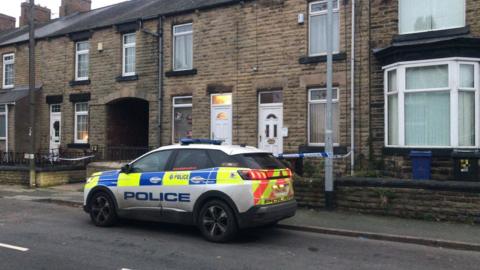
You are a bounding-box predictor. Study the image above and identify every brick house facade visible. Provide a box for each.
[0,0,478,180]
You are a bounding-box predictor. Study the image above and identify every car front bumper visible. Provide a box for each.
[238,199,297,229]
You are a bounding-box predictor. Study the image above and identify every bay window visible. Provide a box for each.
[308,88,340,145]
[309,0,340,56]
[74,102,89,144]
[173,23,193,71]
[399,0,465,34]
[385,59,479,148]
[172,96,192,143]
[122,33,136,76]
[0,105,6,140]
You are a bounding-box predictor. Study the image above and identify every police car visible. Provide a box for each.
[84,139,297,242]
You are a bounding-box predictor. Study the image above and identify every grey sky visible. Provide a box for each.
[1,0,126,26]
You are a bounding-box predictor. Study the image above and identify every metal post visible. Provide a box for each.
[28,0,36,188]
[324,0,335,209]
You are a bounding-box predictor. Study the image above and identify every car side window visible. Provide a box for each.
[207,150,241,167]
[172,149,213,171]
[131,150,173,173]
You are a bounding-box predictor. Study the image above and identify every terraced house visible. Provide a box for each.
[0,0,478,181]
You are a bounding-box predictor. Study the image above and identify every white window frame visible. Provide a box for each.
[122,33,136,76]
[74,102,89,144]
[308,88,340,146]
[2,53,15,89]
[308,0,340,57]
[173,23,193,71]
[75,41,89,81]
[398,0,466,35]
[384,57,480,148]
[172,96,193,143]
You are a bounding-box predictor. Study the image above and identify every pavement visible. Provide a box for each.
[1,183,480,252]
[1,198,479,270]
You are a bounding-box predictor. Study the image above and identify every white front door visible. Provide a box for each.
[211,94,233,145]
[49,104,61,153]
[259,106,283,155]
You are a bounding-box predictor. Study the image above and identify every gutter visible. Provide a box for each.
[157,16,164,147]
[350,0,355,175]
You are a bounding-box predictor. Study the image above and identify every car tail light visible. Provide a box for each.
[238,170,268,180]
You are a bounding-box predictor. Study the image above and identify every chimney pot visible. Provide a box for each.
[20,2,51,27]
[0,14,16,32]
[59,0,92,17]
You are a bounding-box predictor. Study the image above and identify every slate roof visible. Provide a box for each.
[0,85,42,104]
[0,0,241,47]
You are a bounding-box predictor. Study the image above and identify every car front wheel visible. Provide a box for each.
[89,192,118,227]
[198,200,238,242]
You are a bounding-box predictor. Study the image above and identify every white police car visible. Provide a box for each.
[84,139,297,242]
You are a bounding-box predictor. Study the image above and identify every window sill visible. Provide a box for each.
[165,69,197,77]
[382,147,480,158]
[69,80,91,86]
[299,145,348,155]
[2,86,14,90]
[299,52,347,65]
[393,26,470,43]
[116,74,139,82]
[67,143,90,149]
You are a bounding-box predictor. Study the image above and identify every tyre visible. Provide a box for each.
[89,191,118,227]
[198,200,238,243]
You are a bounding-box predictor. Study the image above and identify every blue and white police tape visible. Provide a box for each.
[276,152,351,159]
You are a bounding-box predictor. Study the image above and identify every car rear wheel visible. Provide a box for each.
[198,200,238,242]
[89,192,118,227]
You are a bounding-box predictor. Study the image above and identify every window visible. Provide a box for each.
[122,33,136,76]
[0,105,6,139]
[74,102,89,144]
[3,53,14,89]
[132,150,173,173]
[172,96,192,143]
[172,149,212,171]
[385,59,479,148]
[75,41,89,80]
[309,0,340,56]
[173,23,193,71]
[308,88,340,145]
[259,92,283,104]
[399,0,465,34]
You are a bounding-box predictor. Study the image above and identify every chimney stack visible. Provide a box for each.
[20,2,51,27]
[0,14,16,32]
[59,0,92,17]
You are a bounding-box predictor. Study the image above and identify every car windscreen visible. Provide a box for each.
[234,153,286,169]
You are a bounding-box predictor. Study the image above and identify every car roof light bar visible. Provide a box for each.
[180,138,223,146]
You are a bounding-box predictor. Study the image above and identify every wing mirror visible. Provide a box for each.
[121,164,132,174]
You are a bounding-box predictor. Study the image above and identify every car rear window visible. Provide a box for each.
[234,153,286,169]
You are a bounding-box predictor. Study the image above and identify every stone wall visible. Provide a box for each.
[294,177,480,224]
[0,166,85,187]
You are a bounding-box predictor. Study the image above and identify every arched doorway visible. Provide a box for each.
[106,98,149,149]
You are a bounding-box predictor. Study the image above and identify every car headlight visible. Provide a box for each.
[86,177,94,184]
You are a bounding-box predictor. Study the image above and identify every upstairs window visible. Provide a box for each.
[75,41,90,81]
[399,0,466,34]
[309,0,340,56]
[173,23,193,71]
[122,33,136,76]
[3,53,14,89]
[74,102,89,144]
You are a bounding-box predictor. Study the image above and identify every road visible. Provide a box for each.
[0,198,478,270]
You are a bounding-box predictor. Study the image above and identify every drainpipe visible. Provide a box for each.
[157,16,164,147]
[350,0,356,176]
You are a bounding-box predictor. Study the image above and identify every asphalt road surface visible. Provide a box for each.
[0,198,479,270]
